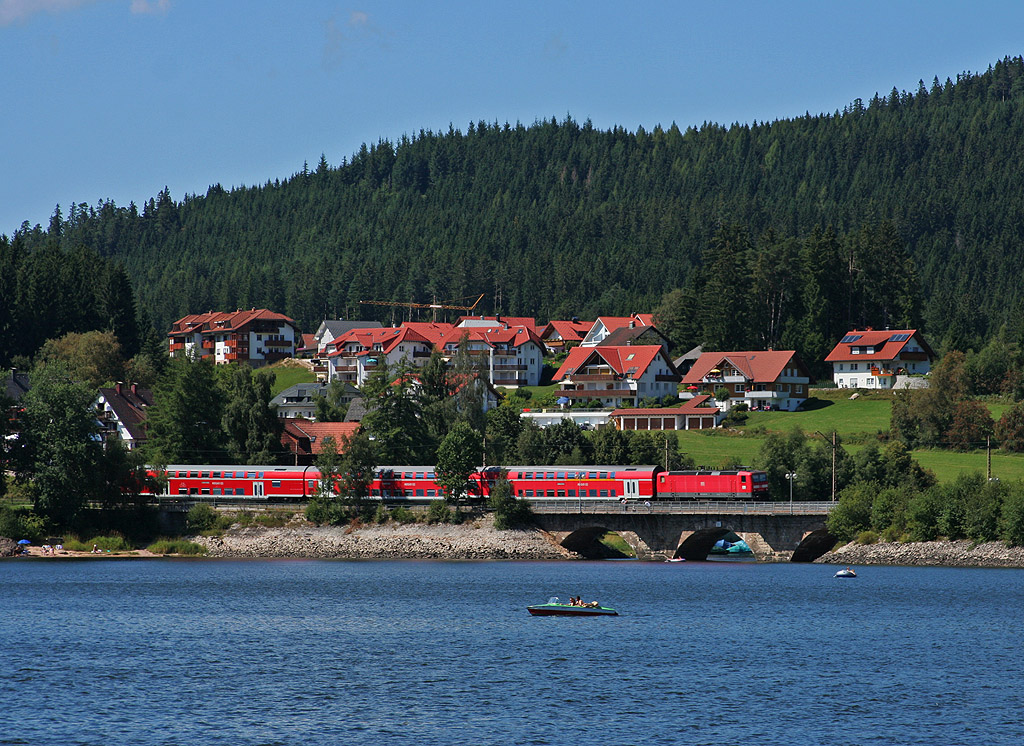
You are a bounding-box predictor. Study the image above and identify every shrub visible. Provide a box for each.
[390,506,417,524]
[186,504,218,533]
[1000,484,1024,547]
[488,478,534,530]
[0,505,44,543]
[305,497,345,525]
[426,500,451,524]
[855,530,879,545]
[146,539,207,555]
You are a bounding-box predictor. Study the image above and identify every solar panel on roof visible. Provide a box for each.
[889,333,910,342]
[840,334,863,343]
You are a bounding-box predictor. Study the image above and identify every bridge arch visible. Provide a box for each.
[535,509,836,562]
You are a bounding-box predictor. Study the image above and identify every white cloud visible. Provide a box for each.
[129,0,168,15]
[0,0,99,26]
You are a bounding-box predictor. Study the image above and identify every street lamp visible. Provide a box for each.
[785,472,798,512]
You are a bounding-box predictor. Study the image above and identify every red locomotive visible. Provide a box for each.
[149,464,769,502]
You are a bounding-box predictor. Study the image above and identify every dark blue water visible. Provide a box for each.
[2,559,1023,746]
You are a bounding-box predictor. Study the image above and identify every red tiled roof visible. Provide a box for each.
[541,320,593,342]
[169,308,297,337]
[824,329,935,363]
[464,326,544,348]
[281,421,360,455]
[682,351,812,385]
[554,345,669,380]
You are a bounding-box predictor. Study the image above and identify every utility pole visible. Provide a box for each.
[987,435,992,481]
[815,430,838,502]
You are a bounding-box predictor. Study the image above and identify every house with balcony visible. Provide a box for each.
[553,345,681,408]
[95,383,153,450]
[682,350,813,412]
[312,320,383,355]
[168,309,300,367]
[326,326,438,385]
[825,328,935,388]
[579,314,655,347]
[456,326,545,387]
[326,322,543,389]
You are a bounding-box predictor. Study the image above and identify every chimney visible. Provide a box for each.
[131,383,138,396]
[629,320,635,328]
[115,382,122,396]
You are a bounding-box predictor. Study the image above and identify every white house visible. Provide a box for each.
[825,329,935,389]
[553,345,681,408]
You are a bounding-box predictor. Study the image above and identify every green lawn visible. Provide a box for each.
[739,393,892,438]
[267,364,317,397]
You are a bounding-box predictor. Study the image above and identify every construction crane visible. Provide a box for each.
[359,294,485,323]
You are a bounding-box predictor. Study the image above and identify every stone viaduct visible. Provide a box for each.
[531,502,838,561]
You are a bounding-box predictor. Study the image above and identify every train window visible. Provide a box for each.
[178,488,187,495]
[416,489,425,497]
[588,472,597,479]
[235,488,245,495]
[568,489,576,497]
[609,472,615,478]
[557,490,565,497]
[177,471,185,478]
[427,472,435,480]
[660,475,665,482]
[247,472,256,479]
[556,472,565,479]
[610,489,616,497]
[405,490,413,496]
[546,490,555,497]
[589,490,597,497]
[415,472,424,479]
[272,480,281,488]
[201,488,210,495]
[741,475,748,482]
[189,488,198,494]
[525,490,533,497]
[524,472,532,479]
[372,489,380,496]
[201,472,209,478]
[599,472,608,479]
[212,472,221,478]
[190,471,199,478]
[308,480,316,490]
[599,490,608,497]
[427,489,435,497]
[257,472,264,479]
[213,488,222,496]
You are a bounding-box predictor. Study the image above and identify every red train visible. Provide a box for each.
[149,464,769,502]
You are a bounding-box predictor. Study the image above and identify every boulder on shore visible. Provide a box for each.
[0,537,20,557]
[817,539,1024,568]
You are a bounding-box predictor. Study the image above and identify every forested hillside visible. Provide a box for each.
[6,56,1024,367]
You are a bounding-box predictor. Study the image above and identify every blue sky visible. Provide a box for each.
[2,0,1023,235]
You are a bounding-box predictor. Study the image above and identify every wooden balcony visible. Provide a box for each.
[168,342,185,352]
[201,340,215,350]
[560,388,635,398]
[570,374,620,382]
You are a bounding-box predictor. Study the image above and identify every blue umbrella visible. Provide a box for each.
[556,397,570,405]
[17,539,31,545]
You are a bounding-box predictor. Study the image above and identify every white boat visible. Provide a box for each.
[834,567,857,578]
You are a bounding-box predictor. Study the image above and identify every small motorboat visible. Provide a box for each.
[834,567,857,578]
[665,557,686,563]
[527,597,618,616]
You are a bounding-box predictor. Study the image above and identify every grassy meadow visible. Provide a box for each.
[664,388,1023,484]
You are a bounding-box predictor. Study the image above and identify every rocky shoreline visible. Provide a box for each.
[816,539,1024,568]
[192,516,576,560]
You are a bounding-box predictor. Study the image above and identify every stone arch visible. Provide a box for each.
[791,528,838,562]
[675,527,731,560]
[558,525,648,559]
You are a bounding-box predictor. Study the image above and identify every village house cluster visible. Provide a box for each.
[38,303,934,460]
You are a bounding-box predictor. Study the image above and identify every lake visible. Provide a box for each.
[2,558,1022,745]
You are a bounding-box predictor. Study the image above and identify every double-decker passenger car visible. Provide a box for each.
[504,465,658,502]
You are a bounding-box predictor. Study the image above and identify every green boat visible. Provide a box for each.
[527,597,618,617]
